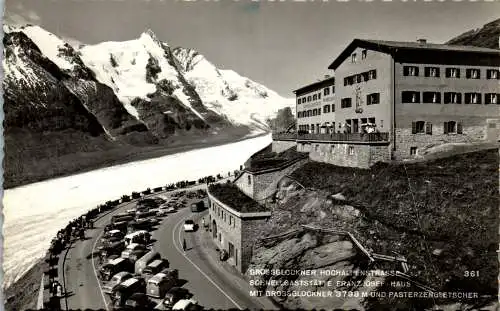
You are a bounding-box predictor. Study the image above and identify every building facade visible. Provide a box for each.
[295,76,336,134]
[278,39,500,168]
[327,39,500,160]
[207,191,271,273]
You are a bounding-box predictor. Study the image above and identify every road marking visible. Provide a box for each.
[173,216,243,310]
[92,231,110,311]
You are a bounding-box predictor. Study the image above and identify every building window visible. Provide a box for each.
[423,92,441,104]
[356,74,362,83]
[403,66,419,76]
[341,98,352,108]
[410,147,418,156]
[324,87,330,96]
[323,105,330,113]
[402,91,420,103]
[318,109,321,115]
[466,68,481,79]
[361,49,367,59]
[330,144,335,152]
[313,94,317,101]
[332,86,335,93]
[486,69,500,79]
[311,124,315,132]
[424,67,440,77]
[247,175,251,185]
[297,98,300,105]
[368,70,377,80]
[444,121,463,134]
[366,93,380,105]
[331,104,335,112]
[344,76,354,86]
[485,93,500,105]
[465,93,481,104]
[307,96,311,102]
[348,146,354,155]
[302,98,306,104]
[444,92,462,104]
[318,93,321,100]
[411,121,426,134]
[351,53,357,63]
[445,68,460,78]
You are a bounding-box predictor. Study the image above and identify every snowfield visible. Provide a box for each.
[3,134,272,289]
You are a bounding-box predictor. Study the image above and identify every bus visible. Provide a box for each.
[190,201,204,213]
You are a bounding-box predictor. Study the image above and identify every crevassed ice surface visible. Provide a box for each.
[3,135,271,288]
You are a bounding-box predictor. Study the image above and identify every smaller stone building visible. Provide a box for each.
[207,183,271,273]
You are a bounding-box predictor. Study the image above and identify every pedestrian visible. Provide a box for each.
[182,239,187,251]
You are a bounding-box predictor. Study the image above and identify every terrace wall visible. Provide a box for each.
[271,140,297,153]
[308,142,391,168]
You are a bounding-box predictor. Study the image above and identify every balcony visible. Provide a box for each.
[272,132,297,141]
[297,132,389,143]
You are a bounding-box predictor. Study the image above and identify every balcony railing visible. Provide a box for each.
[272,133,297,141]
[297,132,389,142]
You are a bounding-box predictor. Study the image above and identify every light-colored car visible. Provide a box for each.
[183,220,195,232]
[102,272,133,294]
[121,243,146,259]
[172,298,198,310]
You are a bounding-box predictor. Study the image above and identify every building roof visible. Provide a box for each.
[208,183,268,213]
[328,38,500,70]
[293,76,335,96]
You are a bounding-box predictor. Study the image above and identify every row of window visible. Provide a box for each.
[412,120,463,135]
[297,104,336,118]
[403,66,499,79]
[211,202,236,228]
[297,86,335,104]
[344,70,377,86]
[299,117,379,134]
[402,91,500,104]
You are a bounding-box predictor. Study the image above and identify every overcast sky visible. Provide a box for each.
[4,0,499,97]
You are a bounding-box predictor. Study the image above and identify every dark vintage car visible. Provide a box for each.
[127,219,153,233]
[153,287,190,310]
[99,240,126,257]
[105,221,129,234]
[123,293,154,310]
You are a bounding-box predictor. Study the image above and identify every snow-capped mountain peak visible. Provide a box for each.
[173,46,293,129]
[140,28,166,47]
[4,24,294,142]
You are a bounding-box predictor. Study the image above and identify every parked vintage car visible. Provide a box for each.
[146,272,177,298]
[111,278,146,309]
[172,298,199,310]
[99,240,126,259]
[99,258,133,281]
[121,243,148,264]
[143,259,169,281]
[135,250,161,274]
[102,272,133,294]
[123,293,153,310]
[124,230,151,246]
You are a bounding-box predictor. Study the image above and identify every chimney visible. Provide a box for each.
[417,38,427,44]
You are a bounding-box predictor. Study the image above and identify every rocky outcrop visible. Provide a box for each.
[447,18,500,49]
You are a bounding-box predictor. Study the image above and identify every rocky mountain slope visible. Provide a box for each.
[3,24,293,188]
[248,148,498,310]
[446,18,500,49]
